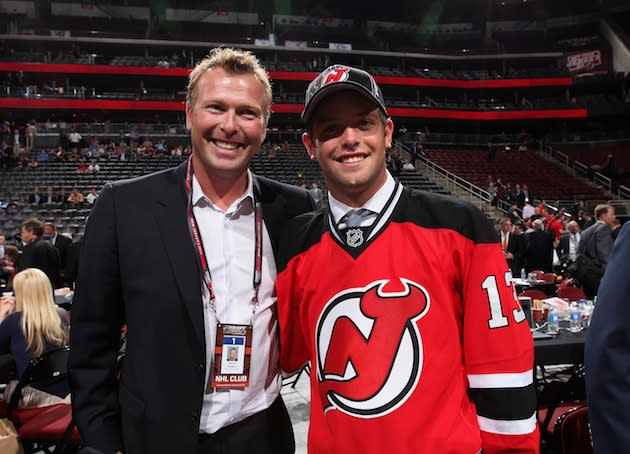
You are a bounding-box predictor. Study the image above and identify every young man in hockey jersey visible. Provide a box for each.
[275,65,540,453]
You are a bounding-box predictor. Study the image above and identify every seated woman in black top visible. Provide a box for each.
[0,268,70,407]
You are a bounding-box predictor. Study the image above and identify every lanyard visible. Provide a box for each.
[185,157,263,323]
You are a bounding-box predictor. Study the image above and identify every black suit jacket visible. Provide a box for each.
[524,229,555,272]
[53,234,72,277]
[499,231,523,277]
[556,232,579,264]
[28,192,42,205]
[16,238,61,287]
[69,162,315,454]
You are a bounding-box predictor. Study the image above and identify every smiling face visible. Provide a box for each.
[186,66,267,185]
[303,91,393,207]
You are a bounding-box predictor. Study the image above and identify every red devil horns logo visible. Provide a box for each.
[315,278,430,417]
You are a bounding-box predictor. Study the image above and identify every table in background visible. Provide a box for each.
[514,279,558,297]
[534,328,586,366]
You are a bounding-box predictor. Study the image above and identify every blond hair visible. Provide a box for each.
[13,268,69,357]
[186,47,272,125]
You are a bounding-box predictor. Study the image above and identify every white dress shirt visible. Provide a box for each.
[569,232,580,262]
[192,171,281,434]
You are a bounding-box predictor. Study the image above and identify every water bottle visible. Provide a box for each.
[569,302,583,333]
[520,268,526,280]
[578,298,589,328]
[547,309,560,335]
[582,300,594,329]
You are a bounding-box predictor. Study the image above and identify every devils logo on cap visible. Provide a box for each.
[323,66,350,86]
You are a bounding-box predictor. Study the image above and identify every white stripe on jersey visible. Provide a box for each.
[467,370,533,388]
[477,413,537,435]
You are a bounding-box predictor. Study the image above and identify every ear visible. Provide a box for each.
[185,102,192,131]
[384,118,394,149]
[302,132,317,161]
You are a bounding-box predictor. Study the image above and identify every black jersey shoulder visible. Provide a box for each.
[393,187,498,244]
[277,208,328,272]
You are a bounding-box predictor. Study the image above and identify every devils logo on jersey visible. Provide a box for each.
[315,278,430,418]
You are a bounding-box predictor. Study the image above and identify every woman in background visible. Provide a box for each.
[0,268,70,407]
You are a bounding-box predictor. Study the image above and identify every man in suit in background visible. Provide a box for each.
[523,218,555,272]
[15,218,61,288]
[499,217,522,277]
[43,222,72,285]
[69,48,315,454]
[585,221,630,453]
[27,186,43,205]
[556,220,580,269]
[576,204,616,298]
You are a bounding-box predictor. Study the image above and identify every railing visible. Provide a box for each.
[393,141,492,207]
[553,150,569,167]
[619,185,630,199]
[573,160,589,178]
[593,171,612,193]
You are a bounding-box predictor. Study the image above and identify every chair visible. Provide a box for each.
[519,289,547,300]
[5,347,80,453]
[6,347,70,420]
[540,273,557,283]
[557,286,588,301]
[537,367,588,452]
[555,404,593,454]
[17,404,81,454]
[530,270,545,280]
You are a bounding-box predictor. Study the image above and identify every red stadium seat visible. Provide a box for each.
[556,286,588,301]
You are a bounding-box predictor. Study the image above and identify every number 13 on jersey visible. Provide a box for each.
[482,271,526,329]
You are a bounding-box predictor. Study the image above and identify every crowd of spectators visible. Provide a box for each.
[494,194,621,293]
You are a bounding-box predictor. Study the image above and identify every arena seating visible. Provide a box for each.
[0,140,457,240]
[555,144,630,189]
[425,148,607,201]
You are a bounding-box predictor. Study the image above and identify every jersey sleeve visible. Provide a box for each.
[461,228,540,453]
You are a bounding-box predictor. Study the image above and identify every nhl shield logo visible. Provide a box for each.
[346,228,364,248]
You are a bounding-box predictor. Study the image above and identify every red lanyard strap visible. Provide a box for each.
[185,157,263,321]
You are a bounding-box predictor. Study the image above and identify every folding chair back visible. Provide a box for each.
[555,404,593,454]
[7,347,70,418]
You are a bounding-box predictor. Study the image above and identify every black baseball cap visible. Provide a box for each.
[301,65,388,124]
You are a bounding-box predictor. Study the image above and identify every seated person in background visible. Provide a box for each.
[43,186,58,205]
[67,187,85,205]
[86,188,99,205]
[1,245,19,290]
[0,268,70,407]
[28,186,43,206]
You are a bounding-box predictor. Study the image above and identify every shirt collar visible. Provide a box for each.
[328,171,396,224]
[191,170,254,214]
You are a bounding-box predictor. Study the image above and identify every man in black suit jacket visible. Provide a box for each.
[44,222,72,284]
[15,218,61,288]
[27,186,43,205]
[523,219,555,272]
[69,49,315,454]
[498,217,522,277]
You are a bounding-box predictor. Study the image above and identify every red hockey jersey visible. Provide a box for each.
[276,185,539,453]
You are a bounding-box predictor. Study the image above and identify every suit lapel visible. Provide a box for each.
[153,162,205,351]
[254,175,287,262]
